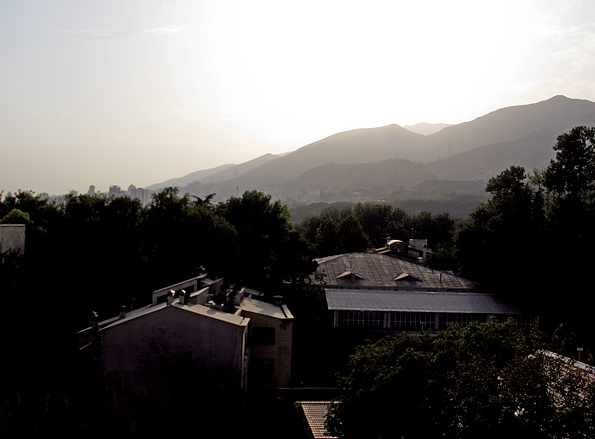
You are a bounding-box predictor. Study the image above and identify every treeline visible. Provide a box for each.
[295,203,455,258]
[0,188,314,383]
[455,127,595,341]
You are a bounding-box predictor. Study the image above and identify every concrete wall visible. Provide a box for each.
[0,224,25,255]
[242,309,293,389]
[99,306,248,396]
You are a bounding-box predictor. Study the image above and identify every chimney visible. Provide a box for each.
[179,289,187,305]
[129,297,135,312]
[167,289,175,306]
[119,305,126,320]
[273,295,283,306]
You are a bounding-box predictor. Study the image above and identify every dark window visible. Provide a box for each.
[252,327,275,345]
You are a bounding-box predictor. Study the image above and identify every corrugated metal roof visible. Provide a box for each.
[325,289,523,314]
[301,401,337,439]
[313,253,477,291]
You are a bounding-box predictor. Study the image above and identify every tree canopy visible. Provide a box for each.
[327,320,595,439]
[453,126,595,343]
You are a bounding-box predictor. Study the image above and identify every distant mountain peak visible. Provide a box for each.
[404,123,453,136]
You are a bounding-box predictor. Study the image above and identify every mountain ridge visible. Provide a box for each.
[156,95,595,205]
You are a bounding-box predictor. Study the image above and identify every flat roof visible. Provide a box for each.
[325,289,523,314]
[175,302,249,326]
[83,299,249,333]
[239,296,294,320]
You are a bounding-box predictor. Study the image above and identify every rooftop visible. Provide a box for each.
[301,401,337,439]
[326,289,523,314]
[239,296,294,320]
[314,253,477,291]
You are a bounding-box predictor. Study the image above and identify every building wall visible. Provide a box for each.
[242,309,293,390]
[0,224,25,255]
[99,306,248,396]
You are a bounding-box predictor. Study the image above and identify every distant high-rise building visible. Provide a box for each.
[87,185,95,195]
[109,185,123,196]
[129,187,153,206]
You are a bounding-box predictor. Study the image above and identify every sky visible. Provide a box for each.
[1,0,595,195]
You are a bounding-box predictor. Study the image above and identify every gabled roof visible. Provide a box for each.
[325,289,523,314]
[301,401,337,439]
[314,253,476,292]
[335,271,365,281]
[392,273,421,282]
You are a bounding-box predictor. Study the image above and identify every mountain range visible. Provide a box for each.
[150,95,595,207]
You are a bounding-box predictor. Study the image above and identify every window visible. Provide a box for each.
[252,327,275,345]
[391,312,435,331]
[338,311,384,329]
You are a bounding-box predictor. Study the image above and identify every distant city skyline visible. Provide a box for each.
[2,0,595,195]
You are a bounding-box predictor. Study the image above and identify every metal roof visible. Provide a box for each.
[313,253,477,291]
[325,289,523,314]
[301,401,337,439]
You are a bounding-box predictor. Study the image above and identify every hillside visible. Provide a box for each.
[426,110,595,180]
[404,122,452,135]
[151,95,595,206]
[147,163,235,190]
[279,159,439,201]
[422,95,595,161]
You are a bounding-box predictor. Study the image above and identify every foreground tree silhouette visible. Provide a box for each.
[455,165,542,294]
[327,320,595,439]
[216,190,314,290]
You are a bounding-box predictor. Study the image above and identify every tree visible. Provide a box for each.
[407,211,454,249]
[542,126,595,255]
[455,166,542,294]
[216,190,312,290]
[144,188,235,287]
[326,320,595,439]
[543,126,595,207]
[336,215,371,253]
[353,203,407,248]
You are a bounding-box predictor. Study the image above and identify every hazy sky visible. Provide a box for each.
[1,0,595,195]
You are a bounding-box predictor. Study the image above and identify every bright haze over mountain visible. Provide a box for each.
[1,0,595,195]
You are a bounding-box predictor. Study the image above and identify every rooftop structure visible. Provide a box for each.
[78,277,294,395]
[312,253,533,332]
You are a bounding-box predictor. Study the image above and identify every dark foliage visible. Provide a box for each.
[327,321,595,439]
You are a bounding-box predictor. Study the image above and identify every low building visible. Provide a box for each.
[312,253,533,332]
[374,237,432,263]
[77,276,294,395]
